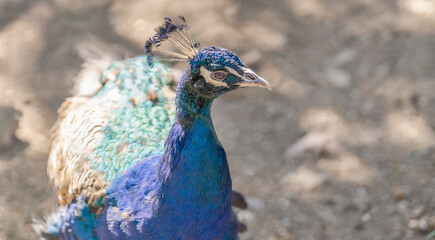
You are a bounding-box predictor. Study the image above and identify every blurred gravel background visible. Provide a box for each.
[0,0,434,239]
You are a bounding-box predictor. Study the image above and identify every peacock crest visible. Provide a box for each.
[145,16,200,66]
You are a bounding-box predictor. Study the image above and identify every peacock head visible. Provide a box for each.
[187,46,271,98]
[145,16,271,100]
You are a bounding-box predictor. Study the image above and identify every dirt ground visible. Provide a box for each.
[0,0,434,239]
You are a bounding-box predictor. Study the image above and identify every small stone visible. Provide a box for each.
[361,213,371,222]
[408,219,419,229]
[392,186,409,201]
[418,219,428,232]
[410,205,425,218]
[325,67,351,89]
[397,199,410,214]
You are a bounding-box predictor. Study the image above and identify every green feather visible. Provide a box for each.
[89,56,175,181]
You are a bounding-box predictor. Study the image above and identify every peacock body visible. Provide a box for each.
[36,17,270,240]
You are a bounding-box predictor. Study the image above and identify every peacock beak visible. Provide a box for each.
[237,68,272,90]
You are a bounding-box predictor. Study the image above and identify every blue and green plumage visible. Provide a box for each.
[90,58,175,181]
[36,17,270,240]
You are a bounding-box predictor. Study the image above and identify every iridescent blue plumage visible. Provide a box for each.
[36,16,270,240]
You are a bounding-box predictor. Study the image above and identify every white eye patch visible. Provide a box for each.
[224,67,243,79]
[200,66,228,87]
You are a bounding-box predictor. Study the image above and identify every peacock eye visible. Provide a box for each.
[210,70,228,81]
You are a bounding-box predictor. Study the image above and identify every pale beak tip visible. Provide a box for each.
[239,68,272,91]
[258,78,272,91]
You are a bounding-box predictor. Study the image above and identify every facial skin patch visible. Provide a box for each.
[200,66,228,87]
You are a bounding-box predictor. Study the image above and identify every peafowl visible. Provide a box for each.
[34,16,271,240]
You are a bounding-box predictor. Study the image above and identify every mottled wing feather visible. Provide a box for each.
[48,96,115,205]
[48,57,176,206]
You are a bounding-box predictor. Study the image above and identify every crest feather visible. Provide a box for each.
[145,16,200,66]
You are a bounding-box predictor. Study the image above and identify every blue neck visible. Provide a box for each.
[154,69,236,238]
[174,68,213,121]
